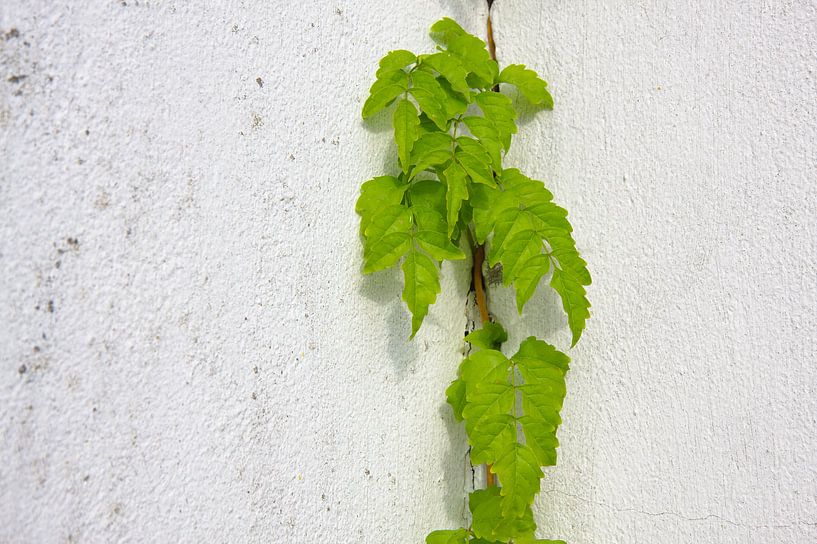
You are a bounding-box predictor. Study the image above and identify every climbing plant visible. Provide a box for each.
[357,17,590,544]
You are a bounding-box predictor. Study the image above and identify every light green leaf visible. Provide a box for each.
[410,70,450,130]
[459,349,510,386]
[464,321,508,350]
[409,132,452,179]
[376,49,416,77]
[514,253,551,312]
[463,397,515,465]
[455,148,494,187]
[363,204,412,273]
[492,441,543,517]
[496,229,542,285]
[470,488,536,542]
[519,416,560,467]
[412,206,466,260]
[423,51,471,98]
[436,76,469,119]
[457,136,496,171]
[469,183,502,244]
[499,64,554,109]
[363,70,408,118]
[488,206,537,267]
[461,116,503,165]
[356,176,408,235]
[447,33,498,88]
[442,162,469,238]
[514,337,569,465]
[476,91,518,151]
[550,267,590,346]
[445,378,467,421]
[425,528,468,544]
[409,179,446,214]
[393,99,420,174]
[402,247,441,337]
[429,17,466,47]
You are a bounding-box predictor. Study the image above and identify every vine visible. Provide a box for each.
[357,17,591,544]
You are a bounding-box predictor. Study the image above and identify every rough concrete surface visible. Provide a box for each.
[1,1,815,543]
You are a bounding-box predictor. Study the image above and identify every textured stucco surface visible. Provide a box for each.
[1,1,815,543]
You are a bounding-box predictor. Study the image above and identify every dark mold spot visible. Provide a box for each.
[4,28,19,40]
[47,300,54,313]
[7,74,27,84]
[256,77,263,88]
[18,364,27,374]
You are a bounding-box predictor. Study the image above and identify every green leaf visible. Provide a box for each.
[464,322,508,350]
[425,528,468,544]
[513,337,570,466]
[356,176,408,236]
[436,76,470,119]
[447,33,498,88]
[499,64,554,109]
[445,378,467,421]
[423,51,471,98]
[461,116,503,166]
[464,387,515,464]
[429,17,466,46]
[492,441,543,517]
[409,132,452,179]
[475,91,518,151]
[410,70,450,130]
[442,162,469,237]
[514,253,551,312]
[459,349,510,386]
[362,204,412,273]
[457,136,496,171]
[393,99,420,174]
[402,247,441,337]
[409,179,446,213]
[496,229,542,285]
[455,147,494,187]
[550,267,590,346]
[470,488,536,542]
[363,70,408,118]
[469,183,502,243]
[412,206,466,260]
[376,49,416,76]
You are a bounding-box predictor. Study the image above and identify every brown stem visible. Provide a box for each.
[481,0,499,490]
[472,245,490,324]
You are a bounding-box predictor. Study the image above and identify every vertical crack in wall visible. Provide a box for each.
[460,0,500,523]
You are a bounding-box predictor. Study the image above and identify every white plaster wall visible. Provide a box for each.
[1,1,815,543]
[491,1,817,542]
[0,2,486,542]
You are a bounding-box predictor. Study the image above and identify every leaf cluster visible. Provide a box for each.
[439,327,570,542]
[356,17,593,544]
[356,17,589,345]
